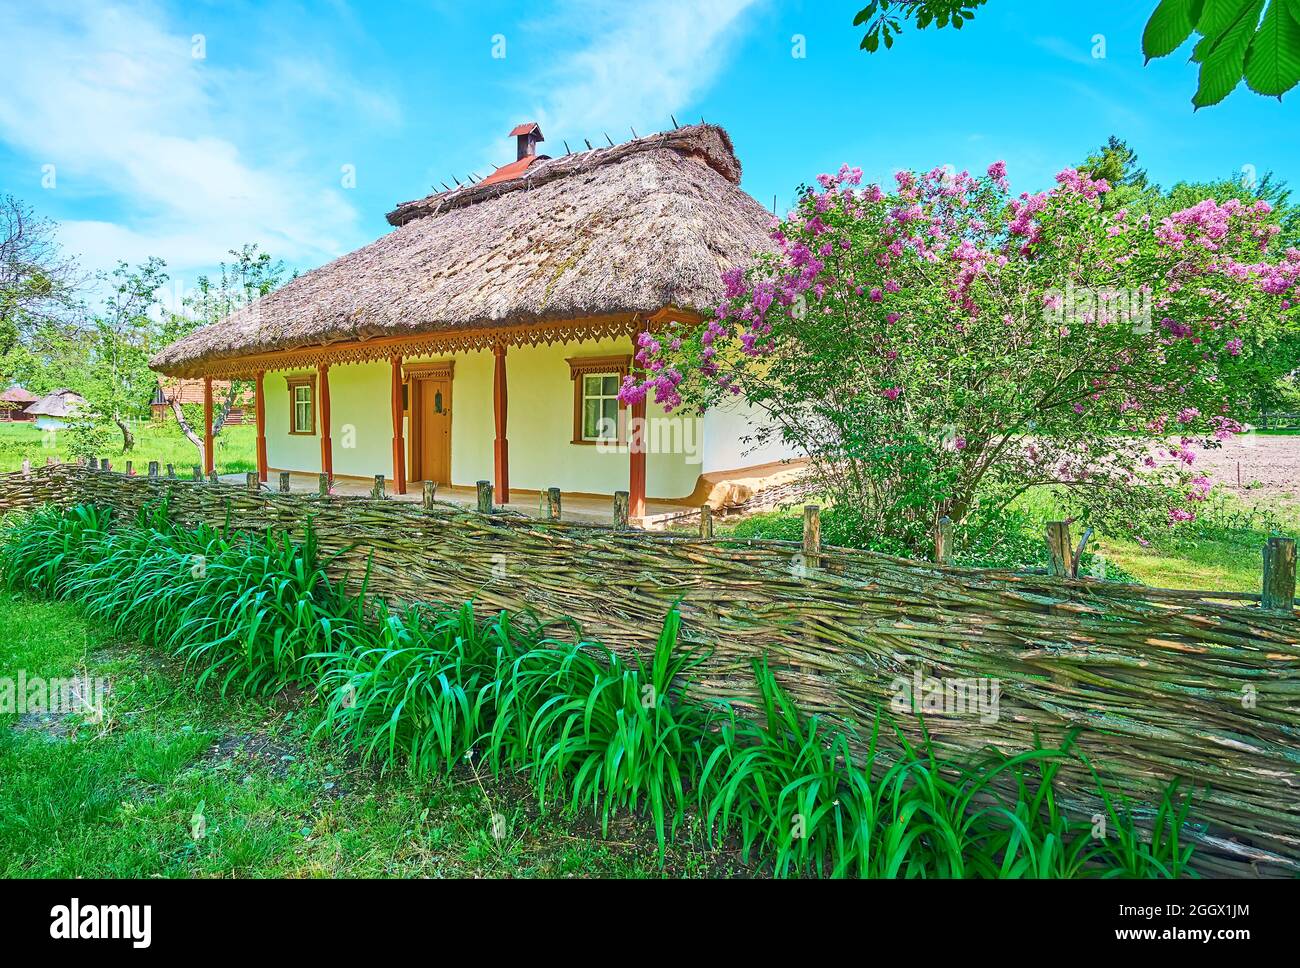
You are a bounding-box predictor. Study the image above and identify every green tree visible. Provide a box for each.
[1077,137,1154,213]
[1144,0,1300,107]
[853,1,1300,107]
[80,258,170,453]
[853,1,987,52]
[0,195,80,359]
[161,244,287,461]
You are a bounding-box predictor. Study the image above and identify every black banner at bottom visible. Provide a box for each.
[0,876,1282,954]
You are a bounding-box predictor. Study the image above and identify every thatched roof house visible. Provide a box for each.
[1,386,37,404]
[150,124,772,378]
[0,386,38,422]
[25,388,85,418]
[151,378,253,424]
[146,122,796,518]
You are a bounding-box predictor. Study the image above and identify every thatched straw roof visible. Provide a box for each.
[0,386,37,405]
[150,124,774,377]
[25,388,85,418]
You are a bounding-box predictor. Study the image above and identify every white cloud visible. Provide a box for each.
[525,0,760,140]
[0,0,391,280]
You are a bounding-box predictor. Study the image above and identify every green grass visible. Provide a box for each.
[0,503,1201,879]
[1013,487,1300,593]
[725,487,1298,594]
[0,421,256,475]
[0,594,728,877]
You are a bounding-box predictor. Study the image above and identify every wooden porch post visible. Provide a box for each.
[629,330,647,520]
[318,363,333,480]
[493,341,510,505]
[202,376,215,477]
[254,371,268,483]
[390,355,407,495]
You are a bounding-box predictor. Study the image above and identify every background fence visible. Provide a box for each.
[1255,411,1300,431]
[2,462,1298,877]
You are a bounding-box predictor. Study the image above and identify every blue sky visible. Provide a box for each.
[1,0,1296,301]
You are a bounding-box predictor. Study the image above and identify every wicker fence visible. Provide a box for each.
[2,463,1298,877]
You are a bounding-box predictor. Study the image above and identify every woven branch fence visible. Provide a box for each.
[2,464,1297,878]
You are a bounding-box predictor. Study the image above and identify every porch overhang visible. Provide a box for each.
[149,307,702,380]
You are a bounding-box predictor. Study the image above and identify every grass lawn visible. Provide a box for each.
[723,488,1298,594]
[0,421,256,476]
[1090,531,1268,592]
[0,594,737,878]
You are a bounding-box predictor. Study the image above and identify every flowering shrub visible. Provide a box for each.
[623,161,1300,550]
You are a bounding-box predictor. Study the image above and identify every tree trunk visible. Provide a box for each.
[115,417,135,453]
[169,383,238,468]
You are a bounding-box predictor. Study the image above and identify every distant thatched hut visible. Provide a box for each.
[24,388,85,431]
[150,123,795,515]
[151,378,252,424]
[0,386,37,423]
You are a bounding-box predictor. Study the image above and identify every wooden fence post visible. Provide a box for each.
[166,463,176,479]
[125,461,133,477]
[101,460,111,472]
[422,480,437,510]
[20,459,30,477]
[1263,537,1297,612]
[935,515,953,565]
[802,504,821,572]
[699,504,714,539]
[372,475,386,499]
[148,461,159,478]
[317,473,329,496]
[191,465,201,481]
[546,487,562,521]
[1046,521,1073,578]
[477,480,493,514]
[613,491,630,528]
[246,472,259,493]
[279,472,291,494]
[208,470,218,484]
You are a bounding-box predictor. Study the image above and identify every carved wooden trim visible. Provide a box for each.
[403,360,456,381]
[166,313,655,379]
[565,354,631,381]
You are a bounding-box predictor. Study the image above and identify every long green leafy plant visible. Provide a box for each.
[0,504,1202,878]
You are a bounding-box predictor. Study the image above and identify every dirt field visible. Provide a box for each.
[1158,433,1300,512]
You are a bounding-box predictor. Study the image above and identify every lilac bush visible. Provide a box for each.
[622,161,1300,549]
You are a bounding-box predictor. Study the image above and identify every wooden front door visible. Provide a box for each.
[412,377,452,484]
